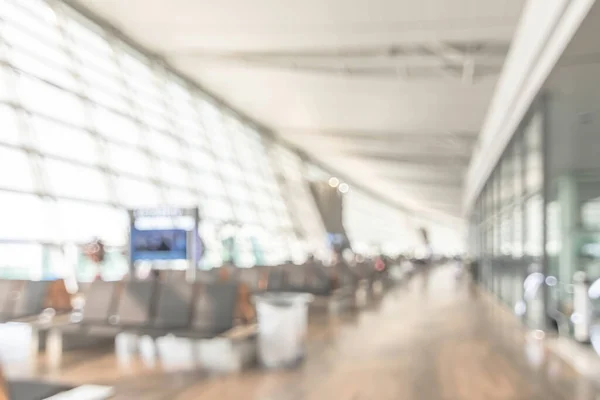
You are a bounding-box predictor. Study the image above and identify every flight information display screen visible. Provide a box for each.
[130,228,188,261]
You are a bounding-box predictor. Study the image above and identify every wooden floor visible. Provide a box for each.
[3,266,600,399]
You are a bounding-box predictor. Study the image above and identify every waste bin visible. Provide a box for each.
[254,292,313,368]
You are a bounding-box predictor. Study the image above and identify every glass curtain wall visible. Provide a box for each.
[470,102,545,326]
[343,189,418,257]
[269,145,329,261]
[0,0,325,278]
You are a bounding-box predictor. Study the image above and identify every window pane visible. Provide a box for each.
[115,177,161,207]
[512,205,523,257]
[202,198,233,221]
[10,49,77,90]
[45,159,109,201]
[19,76,84,125]
[107,143,152,178]
[235,203,257,223]
[4,0,57,25]
[66,19,111,54]
[80,66,123,95]
[54,200,128,245]
[181,126,206,148]
[189,149,216,172]
[0,146,35,191]
[0,243,43,279]
[94,107,140,145]
[198,173,225,196]
[525,194,543,257]
[158,161,192,188]
[166,188,197,207]
[0,105,21,145]
[33,117,99,164]
[500,148,513,207]
[0,192,50,240]
[0,66,16,102]
[525,112,543,193]
[148,130,181,160]
[228,184,251,202]
[513,134,523,198]
[499,211,512,256]
[221,163,244,182]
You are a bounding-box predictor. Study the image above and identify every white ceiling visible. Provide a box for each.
[71,0,525,223]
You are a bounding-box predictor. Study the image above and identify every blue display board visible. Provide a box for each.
[130,228,188,261]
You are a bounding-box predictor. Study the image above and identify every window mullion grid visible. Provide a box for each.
[112,42,167,205]
[271,145,304,237]
[55,8,119,208]
[266,144,302,258]
[227,121,263,227]
[0,9,50,200]
[9,2,64,250]
[157,66,200,203]
[194,99,240,265]
[266,142,297,258]
[199,105,237,219]
[299,157,327,239]
[213,117,243,225]
[232,122,284,266]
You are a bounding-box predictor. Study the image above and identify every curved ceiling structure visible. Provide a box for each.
[70,0,525,222]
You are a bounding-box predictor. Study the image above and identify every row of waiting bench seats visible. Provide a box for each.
[0,279,252,340]
[0,280,71,323]
[190,261,378,295]
[65,280,251,341]
[0,261,379,338]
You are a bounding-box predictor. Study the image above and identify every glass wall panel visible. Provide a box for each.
[0,106,22,145]
[469,104,545,325]
[32,117,99,164]
[19,76,85,125]
[115,177,161,207]
[45,158,109,201]
[0,146,35,192]
[0,0,410,272]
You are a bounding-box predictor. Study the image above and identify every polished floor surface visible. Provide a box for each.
[3,266,600,399]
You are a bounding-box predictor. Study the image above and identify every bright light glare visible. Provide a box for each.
[328,177,339,187]
[339,183,349,193]
[533,330,545,340]
[514,300,526,316]
[545,276,558,287]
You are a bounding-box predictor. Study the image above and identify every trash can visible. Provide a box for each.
[254,292,313,368]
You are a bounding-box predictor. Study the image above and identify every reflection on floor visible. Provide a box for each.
[2,266,600,399]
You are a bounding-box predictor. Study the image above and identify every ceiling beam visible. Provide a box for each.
[385,176,464,187]
[282,127,479,142]
[172,41,508,59]
[352,152,471,166]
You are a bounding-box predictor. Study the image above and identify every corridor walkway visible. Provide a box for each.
[172,266,599,400]
[6,266,600,399]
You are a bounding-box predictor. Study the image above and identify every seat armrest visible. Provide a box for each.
[43,384,115,399]
[12,312,73,329]
[219,324,257,341]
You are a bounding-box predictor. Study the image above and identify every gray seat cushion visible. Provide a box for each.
[237,268,261,292]
[114,281,155,327]
[81,281,120,324]
[12,281,50,319]
[305,268,332,296]
[191,282,238,335]
[7,380,73,400]
[0,280,17,321]
[153,282,194,329]
[285,268,308,290]
[266,269,286,291]
[195,270,217,284]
